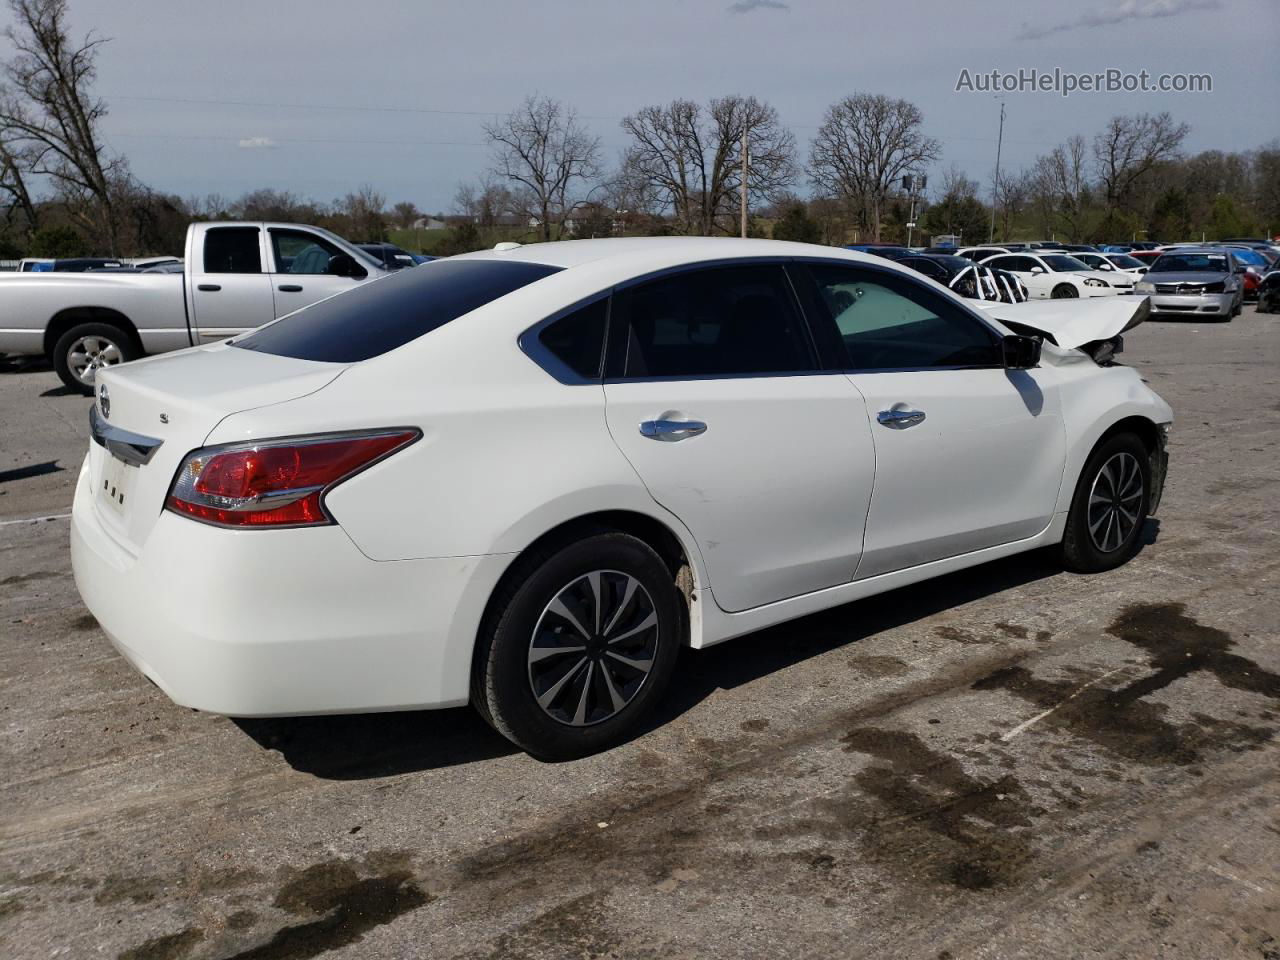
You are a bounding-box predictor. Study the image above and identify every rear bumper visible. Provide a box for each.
[70,457,511,716]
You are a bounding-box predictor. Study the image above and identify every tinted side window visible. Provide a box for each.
[234,259,561,362]
[615,264,813,378]
[204,228,262,274]
[804,264,1001,371]
[537,298,607,380]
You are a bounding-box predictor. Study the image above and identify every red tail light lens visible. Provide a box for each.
[166,430,418,527]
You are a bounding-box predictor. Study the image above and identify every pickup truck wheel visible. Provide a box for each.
[53,323,138,395]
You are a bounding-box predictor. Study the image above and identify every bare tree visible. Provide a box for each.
[0,0,124,251]
[1093,112,1188,230]
[391,201,420,229]
[1029,135,1092,241]
[453,175,515,230]
[0,136,39,233]
[808,93,940,241]
[619,95,795,236]
[484,96,602,242]
[340,184,387,240]
[994,170,1030,242]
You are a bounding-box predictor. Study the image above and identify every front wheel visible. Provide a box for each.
[52,323,138,395]
[1060,433,1150,573]
[1051,283,1079,299]
[472,532,684,760]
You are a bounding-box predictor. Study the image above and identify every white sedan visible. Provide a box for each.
[981,251,1132,298]
[72,238,1171,760]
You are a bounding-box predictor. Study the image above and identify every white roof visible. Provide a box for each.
[454,236,879,272]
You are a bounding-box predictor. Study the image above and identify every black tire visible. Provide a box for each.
[1051,283,1079,299]
[472,531,684,761]
[1060,432,1150,573]
[52,322,138,395]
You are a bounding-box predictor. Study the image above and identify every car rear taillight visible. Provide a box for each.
[166,430,419,528]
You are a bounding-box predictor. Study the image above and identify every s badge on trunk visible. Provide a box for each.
[98,384,110,419]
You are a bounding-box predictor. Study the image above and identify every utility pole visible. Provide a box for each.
[740,126,750,239]
[988,99,1005,244]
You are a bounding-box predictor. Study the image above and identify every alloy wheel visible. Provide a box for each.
[1087,452,1143,553]
[528,570,659,727]
[66,336,124,386]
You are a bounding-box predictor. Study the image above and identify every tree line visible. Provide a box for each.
[1,0,1275,260]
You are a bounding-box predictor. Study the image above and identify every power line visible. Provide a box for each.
[101,93,623,122]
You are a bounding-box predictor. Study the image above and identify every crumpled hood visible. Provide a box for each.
[977,296,1150,349]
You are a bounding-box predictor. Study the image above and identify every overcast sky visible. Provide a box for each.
[18,0,1279,213]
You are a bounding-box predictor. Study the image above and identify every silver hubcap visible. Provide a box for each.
[528,570,659,727]
[67,336,123,385]
[1087,452,1143,553]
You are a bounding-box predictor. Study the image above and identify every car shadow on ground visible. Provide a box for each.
[235,522,1161,779]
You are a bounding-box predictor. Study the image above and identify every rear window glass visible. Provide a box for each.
[232,258,561,362]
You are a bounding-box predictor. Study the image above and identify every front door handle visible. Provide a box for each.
[639,419,707,442]
[877,407,926,429]
[197,283,221,292]
[277,284,303,292]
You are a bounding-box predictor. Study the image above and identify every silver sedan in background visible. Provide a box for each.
[1134,249,1244,321]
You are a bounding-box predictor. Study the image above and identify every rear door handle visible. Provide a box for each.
[197,283,221,292]
[639,419,707,442]
[877,408,926,429]
[277,284,303,292]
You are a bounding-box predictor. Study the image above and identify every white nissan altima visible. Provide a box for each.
[72,238,1171,759]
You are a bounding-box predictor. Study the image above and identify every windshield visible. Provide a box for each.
[233,258,562,362]
[1150,253,1229,273]
[1109,254,1145,269]
[1041,255,1091,272]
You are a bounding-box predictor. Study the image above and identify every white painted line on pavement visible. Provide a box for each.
[1000,665,1131,742]
[0,512,72,527]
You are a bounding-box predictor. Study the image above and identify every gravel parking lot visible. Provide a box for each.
[1,308,1278,960]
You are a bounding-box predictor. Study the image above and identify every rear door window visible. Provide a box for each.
[233,258,561,362]
[203,227,262,274]
[612,264,815,378]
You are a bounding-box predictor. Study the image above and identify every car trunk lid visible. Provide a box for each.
[87,344,346,553]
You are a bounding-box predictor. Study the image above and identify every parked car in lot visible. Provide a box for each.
[1127,250,1164,266]
[979,251,1131,298]
[895,253,1028,302]
[1223,248,1272,300]
[21,257,128,272]
[843,243,911,259]
[1134,249,1244,320]
[0,222,388,393]
[1072,250,1150,280]
[72,237,1171,760]
[358,242,420,270]
[1255,266,1280,313]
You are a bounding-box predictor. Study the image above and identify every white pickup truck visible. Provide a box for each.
[0,222,389,393]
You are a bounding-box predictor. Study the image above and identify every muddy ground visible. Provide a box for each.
[1,308,1277,960]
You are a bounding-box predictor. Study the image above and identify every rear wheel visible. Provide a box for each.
[1060,432,1150,573]
[52,322,137,395]
[472,532,684,760]
[1051,283,1079,299]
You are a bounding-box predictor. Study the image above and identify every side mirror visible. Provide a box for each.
[328,253,366,279]
[1029,265,1045,275]
[1003,334,1041,370]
